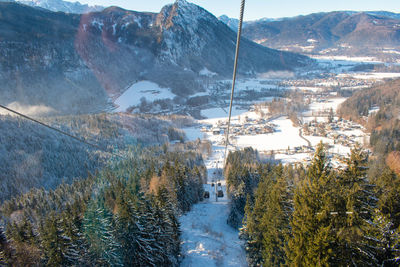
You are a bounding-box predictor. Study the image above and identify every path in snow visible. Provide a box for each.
[180,148,247,267]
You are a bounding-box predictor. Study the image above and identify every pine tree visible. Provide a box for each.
[62,204,88,265]
[6,217,41,265]
[370,167,400,265]
[367,209,400,266]
[375,168,400,229]
[0,226,9,265]
[83,199,123,266]
[332,144,376,265]
[242,191,265,266]
[240,164,293,266]
[261,166,292,266]
[288,142,336,266]
[40,212,78,266]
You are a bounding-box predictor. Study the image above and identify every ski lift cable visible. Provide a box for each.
[223,0,246,167]
[0,104,126,159]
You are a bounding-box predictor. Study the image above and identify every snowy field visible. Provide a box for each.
[306,97,347,115]
[180,70,373,264]
[339,73,400,80]
[200,106,246,121]
[312,55,382,63]
[114,81,175,112]
[234,117,306,151]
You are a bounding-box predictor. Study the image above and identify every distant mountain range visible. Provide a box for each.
[219,11,400,58]
[0,0,104,13]
[0,0,308,115]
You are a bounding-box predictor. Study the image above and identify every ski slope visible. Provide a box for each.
[180,148,247,267]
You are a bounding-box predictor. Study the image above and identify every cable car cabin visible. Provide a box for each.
[204,191,210,199]
[217,190,224,198]
[212,128,222,135]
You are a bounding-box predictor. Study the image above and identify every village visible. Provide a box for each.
[195,79,372,167]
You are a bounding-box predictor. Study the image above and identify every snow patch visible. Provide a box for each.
[199,68,217,77]
[91,18,104,30]
[114,81,176,112]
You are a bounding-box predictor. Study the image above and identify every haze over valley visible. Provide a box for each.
[1,1,400,266]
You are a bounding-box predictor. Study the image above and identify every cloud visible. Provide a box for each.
[0,102,56,117]
[257,71,295,79]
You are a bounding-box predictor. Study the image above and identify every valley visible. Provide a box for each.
[177,57,400,266]
[1,0,400,266]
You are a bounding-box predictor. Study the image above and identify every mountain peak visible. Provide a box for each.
[175,0,189,5]
[16,0,104,13]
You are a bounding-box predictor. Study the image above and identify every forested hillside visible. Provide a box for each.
[0,146,206,266]
[0,113,193,202]
[224,144,400,266]
[338,79,400,174]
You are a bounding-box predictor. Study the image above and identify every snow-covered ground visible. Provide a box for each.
[311,55,382,63]
[304,97,347,117]
[339,72,400,80]
[234,117,306,151]
[180,148,247,267]
[114,81,175,112]
[179,64,378,264]
[201,106,246,120]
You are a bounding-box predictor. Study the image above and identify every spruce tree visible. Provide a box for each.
[375,168,400,229]
[288,142,335,266]
[261,166,292,266]
[0,226,8,265]
[333,144,376,265]
[40,212,78,266]
[367,209,400,266]
[83,199,123,266]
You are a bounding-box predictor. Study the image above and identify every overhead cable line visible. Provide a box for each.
[0,104,126,159]
[223,0,246,166]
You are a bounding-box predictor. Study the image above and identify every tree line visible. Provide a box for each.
[225,144,400,266]
[0,146,205,266]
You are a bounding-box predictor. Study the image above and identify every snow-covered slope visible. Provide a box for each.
[180,148,247,267]
[17,0,103,13]
[114,81,176,112]
[0,1,309,115]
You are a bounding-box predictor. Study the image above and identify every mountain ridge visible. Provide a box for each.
[219,11,400,58]
[0,0,104,13]
[0,1,309,116]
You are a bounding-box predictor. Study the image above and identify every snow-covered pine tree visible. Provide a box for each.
[5,216,41,265]
[83,200,123,266]
[0,226,8,265]
[40,212,79,266]
[367,209,400,266]
[375,167,400,229]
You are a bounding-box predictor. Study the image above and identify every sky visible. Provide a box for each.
[74,0,400,20]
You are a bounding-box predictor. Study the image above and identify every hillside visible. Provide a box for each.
[338,79,400,158]
[221,11,400,58]
[0,112,194,202]
[0,1,309,116]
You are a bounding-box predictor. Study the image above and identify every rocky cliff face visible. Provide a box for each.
[0,1,309,115]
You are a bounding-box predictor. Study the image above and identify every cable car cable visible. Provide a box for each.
[0,104,126,159]
[223,0,246,167]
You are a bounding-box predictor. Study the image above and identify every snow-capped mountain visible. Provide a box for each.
[220,11,400,57]
[0,0,309,115]
[17,0,103,13]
